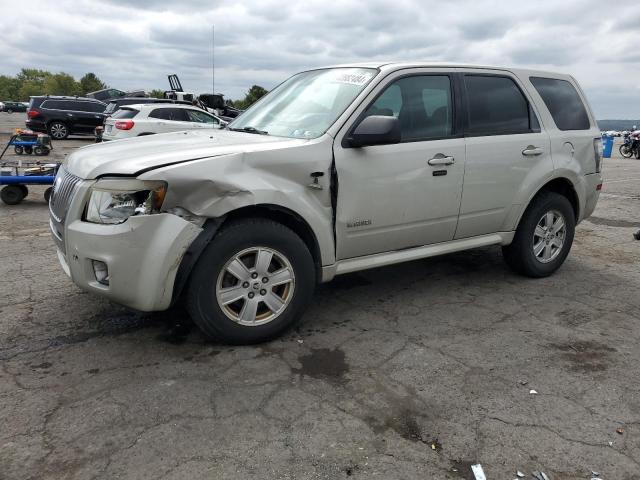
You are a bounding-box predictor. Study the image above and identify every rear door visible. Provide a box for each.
[70,101,105,132]
[163,108,195,132]
[455,71,552,238]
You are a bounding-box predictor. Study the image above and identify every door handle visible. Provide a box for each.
[522,146,543,156]
[427,155,455,166]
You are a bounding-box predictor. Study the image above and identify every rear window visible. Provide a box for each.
[111,109,138,119]
[464,75,538,136]
[530,77,590,130]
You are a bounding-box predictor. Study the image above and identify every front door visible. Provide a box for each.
[333,72,466,260]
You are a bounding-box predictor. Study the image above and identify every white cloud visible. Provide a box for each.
[1,0,639,117]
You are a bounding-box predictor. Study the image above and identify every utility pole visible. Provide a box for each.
[211,24,216,95]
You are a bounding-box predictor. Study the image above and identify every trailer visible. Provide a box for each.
[0,161,59,205]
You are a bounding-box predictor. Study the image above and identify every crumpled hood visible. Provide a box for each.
[65,129,309,179]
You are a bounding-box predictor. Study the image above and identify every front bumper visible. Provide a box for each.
[52,185,202,311]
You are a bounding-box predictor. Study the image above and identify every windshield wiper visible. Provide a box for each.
[227,126,269,135]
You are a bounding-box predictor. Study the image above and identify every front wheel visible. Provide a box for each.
[186,219,316,344]
[620,144,633,158]
[502,192,575,278]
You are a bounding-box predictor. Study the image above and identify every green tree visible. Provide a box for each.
[231,85,268,109]
[43,72,80,96]
[149,89,166,99]
[79,73,107,94]
[0,75,21,100]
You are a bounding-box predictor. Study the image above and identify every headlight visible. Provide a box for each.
[85,179,167,224]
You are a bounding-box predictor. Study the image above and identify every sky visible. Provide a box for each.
[1,0,640,118]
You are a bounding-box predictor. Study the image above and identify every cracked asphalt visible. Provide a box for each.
[1,112,640,479]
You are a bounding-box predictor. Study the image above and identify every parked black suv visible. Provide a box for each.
[26,96,107,139]
[1,101,27,113]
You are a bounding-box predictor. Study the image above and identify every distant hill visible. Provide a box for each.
[597,120,640,131]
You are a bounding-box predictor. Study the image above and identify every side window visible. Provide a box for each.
[530,77,590,130]
[464,75,537,136]
[74,102,93,112]
[187,109,217,124]
[63,101,82,111]
[364,75,453,142]
[169,109,190,122]
[86,102,106,113]
[148,108,172,120]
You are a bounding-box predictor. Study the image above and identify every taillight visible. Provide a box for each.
[593,138,603,173]
[27,110,40,119]
[115,120,134,130]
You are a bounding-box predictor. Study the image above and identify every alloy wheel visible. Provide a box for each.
[532,210,566,263]
[215,246,295,326]
[50,123,67,139]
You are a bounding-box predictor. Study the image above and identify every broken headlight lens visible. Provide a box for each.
[85,180,167,225]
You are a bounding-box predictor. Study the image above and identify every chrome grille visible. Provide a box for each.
[49,167,82,224]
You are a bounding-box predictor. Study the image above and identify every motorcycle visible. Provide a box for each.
[619,133,640,158]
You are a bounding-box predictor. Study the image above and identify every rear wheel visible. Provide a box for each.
[48,121,69,140]
[502,192,575,277]
[34,146,45,155]
[186,219,315,344]
[14,146,23,155]
[1,185,26,205]
[620,144,633,158]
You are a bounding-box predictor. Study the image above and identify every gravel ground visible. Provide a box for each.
[1,113,639,480]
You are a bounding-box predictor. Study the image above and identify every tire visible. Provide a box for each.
[635,148,640,160]
[44,187,53,203]
[1,185,26,205]
[48,121,69,140]
[620,144,633,158]
[7,109,12,114]
[14,146,23,155]
[186,218,316,344]
[34,146,45,156]
[502,192,575,278]
[18,185,28,197]
[24,147,33,155]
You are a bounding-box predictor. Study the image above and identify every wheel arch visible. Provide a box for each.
[171,203,323,305]
[517,176,580,229]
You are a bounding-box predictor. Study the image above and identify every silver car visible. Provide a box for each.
[49,63,603,344]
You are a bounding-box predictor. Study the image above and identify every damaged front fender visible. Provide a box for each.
[138,148,336,267]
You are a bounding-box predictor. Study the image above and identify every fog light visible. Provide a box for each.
[92,260,110,285]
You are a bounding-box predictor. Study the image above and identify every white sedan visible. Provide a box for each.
[102,103,225,140]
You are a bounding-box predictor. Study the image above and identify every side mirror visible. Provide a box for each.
[345,115,401,148]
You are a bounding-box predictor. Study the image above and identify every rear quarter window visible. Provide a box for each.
[530,77,591,130]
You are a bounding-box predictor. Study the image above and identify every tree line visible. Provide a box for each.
[0,68,268,109]
[0,69,107,100]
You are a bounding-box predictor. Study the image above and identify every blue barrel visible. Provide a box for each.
[602,135,614,158]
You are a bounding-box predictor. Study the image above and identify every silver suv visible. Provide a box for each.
[49,63,603,344]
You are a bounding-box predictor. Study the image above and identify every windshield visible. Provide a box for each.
[228,67,377,139]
